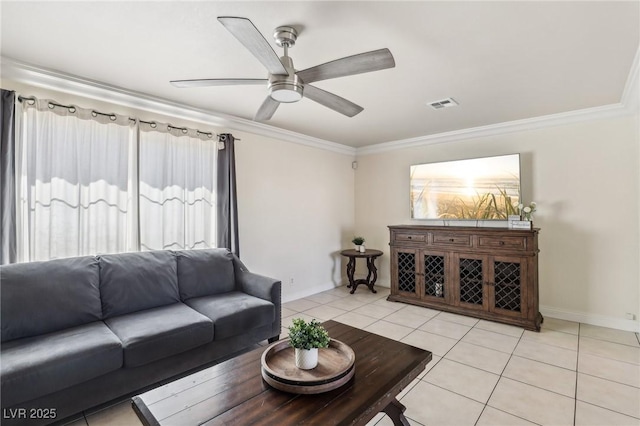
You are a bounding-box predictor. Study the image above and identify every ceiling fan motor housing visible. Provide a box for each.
[273,26,297,47]
[269,55,304,103]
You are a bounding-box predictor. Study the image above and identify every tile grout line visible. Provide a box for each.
[577,400,640,421]
[411,318,489,423]
[573,322,581,426]
[579,334,640,349]
[475,327,525,425]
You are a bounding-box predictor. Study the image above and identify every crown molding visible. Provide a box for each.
[356,102,630,156]
[621,45,640,112]
[0,57,356,156]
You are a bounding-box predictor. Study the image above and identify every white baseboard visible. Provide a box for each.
[541,305,640,333]
[281,278,391,303]
[281,281,340,303]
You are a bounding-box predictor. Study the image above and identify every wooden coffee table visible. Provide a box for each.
[132,321,432,426]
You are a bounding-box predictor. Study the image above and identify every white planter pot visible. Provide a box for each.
[294,347,318,369]
[354,245,360,251]
[359,245,366,253]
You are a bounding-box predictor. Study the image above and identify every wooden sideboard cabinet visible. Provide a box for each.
[388,225,542,331]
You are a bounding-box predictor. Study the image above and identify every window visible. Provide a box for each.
[139,124,216,250]
[17,99,216,261]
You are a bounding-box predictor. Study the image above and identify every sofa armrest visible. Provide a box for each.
[237,270,281,303]
[232,255,280,303]
[232,256,282,339]
[237,270,282,340]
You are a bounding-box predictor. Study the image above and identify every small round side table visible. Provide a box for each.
[340,249,383,294]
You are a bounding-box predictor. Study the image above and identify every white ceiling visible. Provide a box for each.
[1,1,638,147]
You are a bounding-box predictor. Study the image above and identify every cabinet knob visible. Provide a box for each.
[449,238,454,242]
[408,236,412,239]
[499,241,505,246]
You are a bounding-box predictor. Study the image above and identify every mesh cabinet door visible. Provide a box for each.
[395,250,418,295]
[424,253,446,302]
[457,255,485,309]
[491,257,528,318]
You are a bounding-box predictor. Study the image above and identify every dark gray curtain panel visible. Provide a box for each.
[216,133,239,257]
[1,89,16,264]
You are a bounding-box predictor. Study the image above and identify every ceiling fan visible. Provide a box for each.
[170,17,395,121]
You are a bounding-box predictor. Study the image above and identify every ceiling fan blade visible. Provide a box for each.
[217,17,288,76]
[303,84,363,117]
[170,78,267,88]
[297,48,395,84]
[254,96,280,121]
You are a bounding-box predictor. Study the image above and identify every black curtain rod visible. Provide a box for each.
[16,95,232,140]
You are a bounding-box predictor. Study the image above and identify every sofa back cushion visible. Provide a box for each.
[99,251,179,318]
[1,256,102,342]
[175,249,236,300]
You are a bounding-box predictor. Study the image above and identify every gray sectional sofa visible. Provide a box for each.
[0,249,281,425]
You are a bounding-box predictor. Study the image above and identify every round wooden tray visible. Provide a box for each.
[261,339,355,394]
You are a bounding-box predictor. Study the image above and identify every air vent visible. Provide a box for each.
[427,98,458,110]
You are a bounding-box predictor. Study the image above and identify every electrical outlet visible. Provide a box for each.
[289,277,294,286]
[625,313,636,320]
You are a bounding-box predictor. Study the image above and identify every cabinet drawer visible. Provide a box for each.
[395,233,426,243]
[478,236,526,251]
[431,233,472,247]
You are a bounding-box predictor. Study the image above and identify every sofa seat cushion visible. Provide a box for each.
[104,303,213,368]
[1,322,122,408]
[185,292,275,341]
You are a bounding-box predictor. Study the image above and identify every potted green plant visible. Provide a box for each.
[352,236,365,252]
[288,318,330,369]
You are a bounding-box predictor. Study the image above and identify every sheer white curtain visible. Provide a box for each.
[138,123,216,251]
[17,100,135,261]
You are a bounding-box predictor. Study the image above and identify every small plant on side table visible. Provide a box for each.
[288,318,330,369]
[352,236,365,252]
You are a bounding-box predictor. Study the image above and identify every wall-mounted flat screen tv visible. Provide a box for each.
[410,154,521,220]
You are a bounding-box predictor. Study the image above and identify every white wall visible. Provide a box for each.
[354,114,639,331]
[233,130,355,302]
[3,81,356,302]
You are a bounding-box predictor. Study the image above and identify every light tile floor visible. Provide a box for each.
[68,285,640,426]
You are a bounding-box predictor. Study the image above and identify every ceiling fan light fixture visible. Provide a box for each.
[268,59,303,102]
[270,82,304,102]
